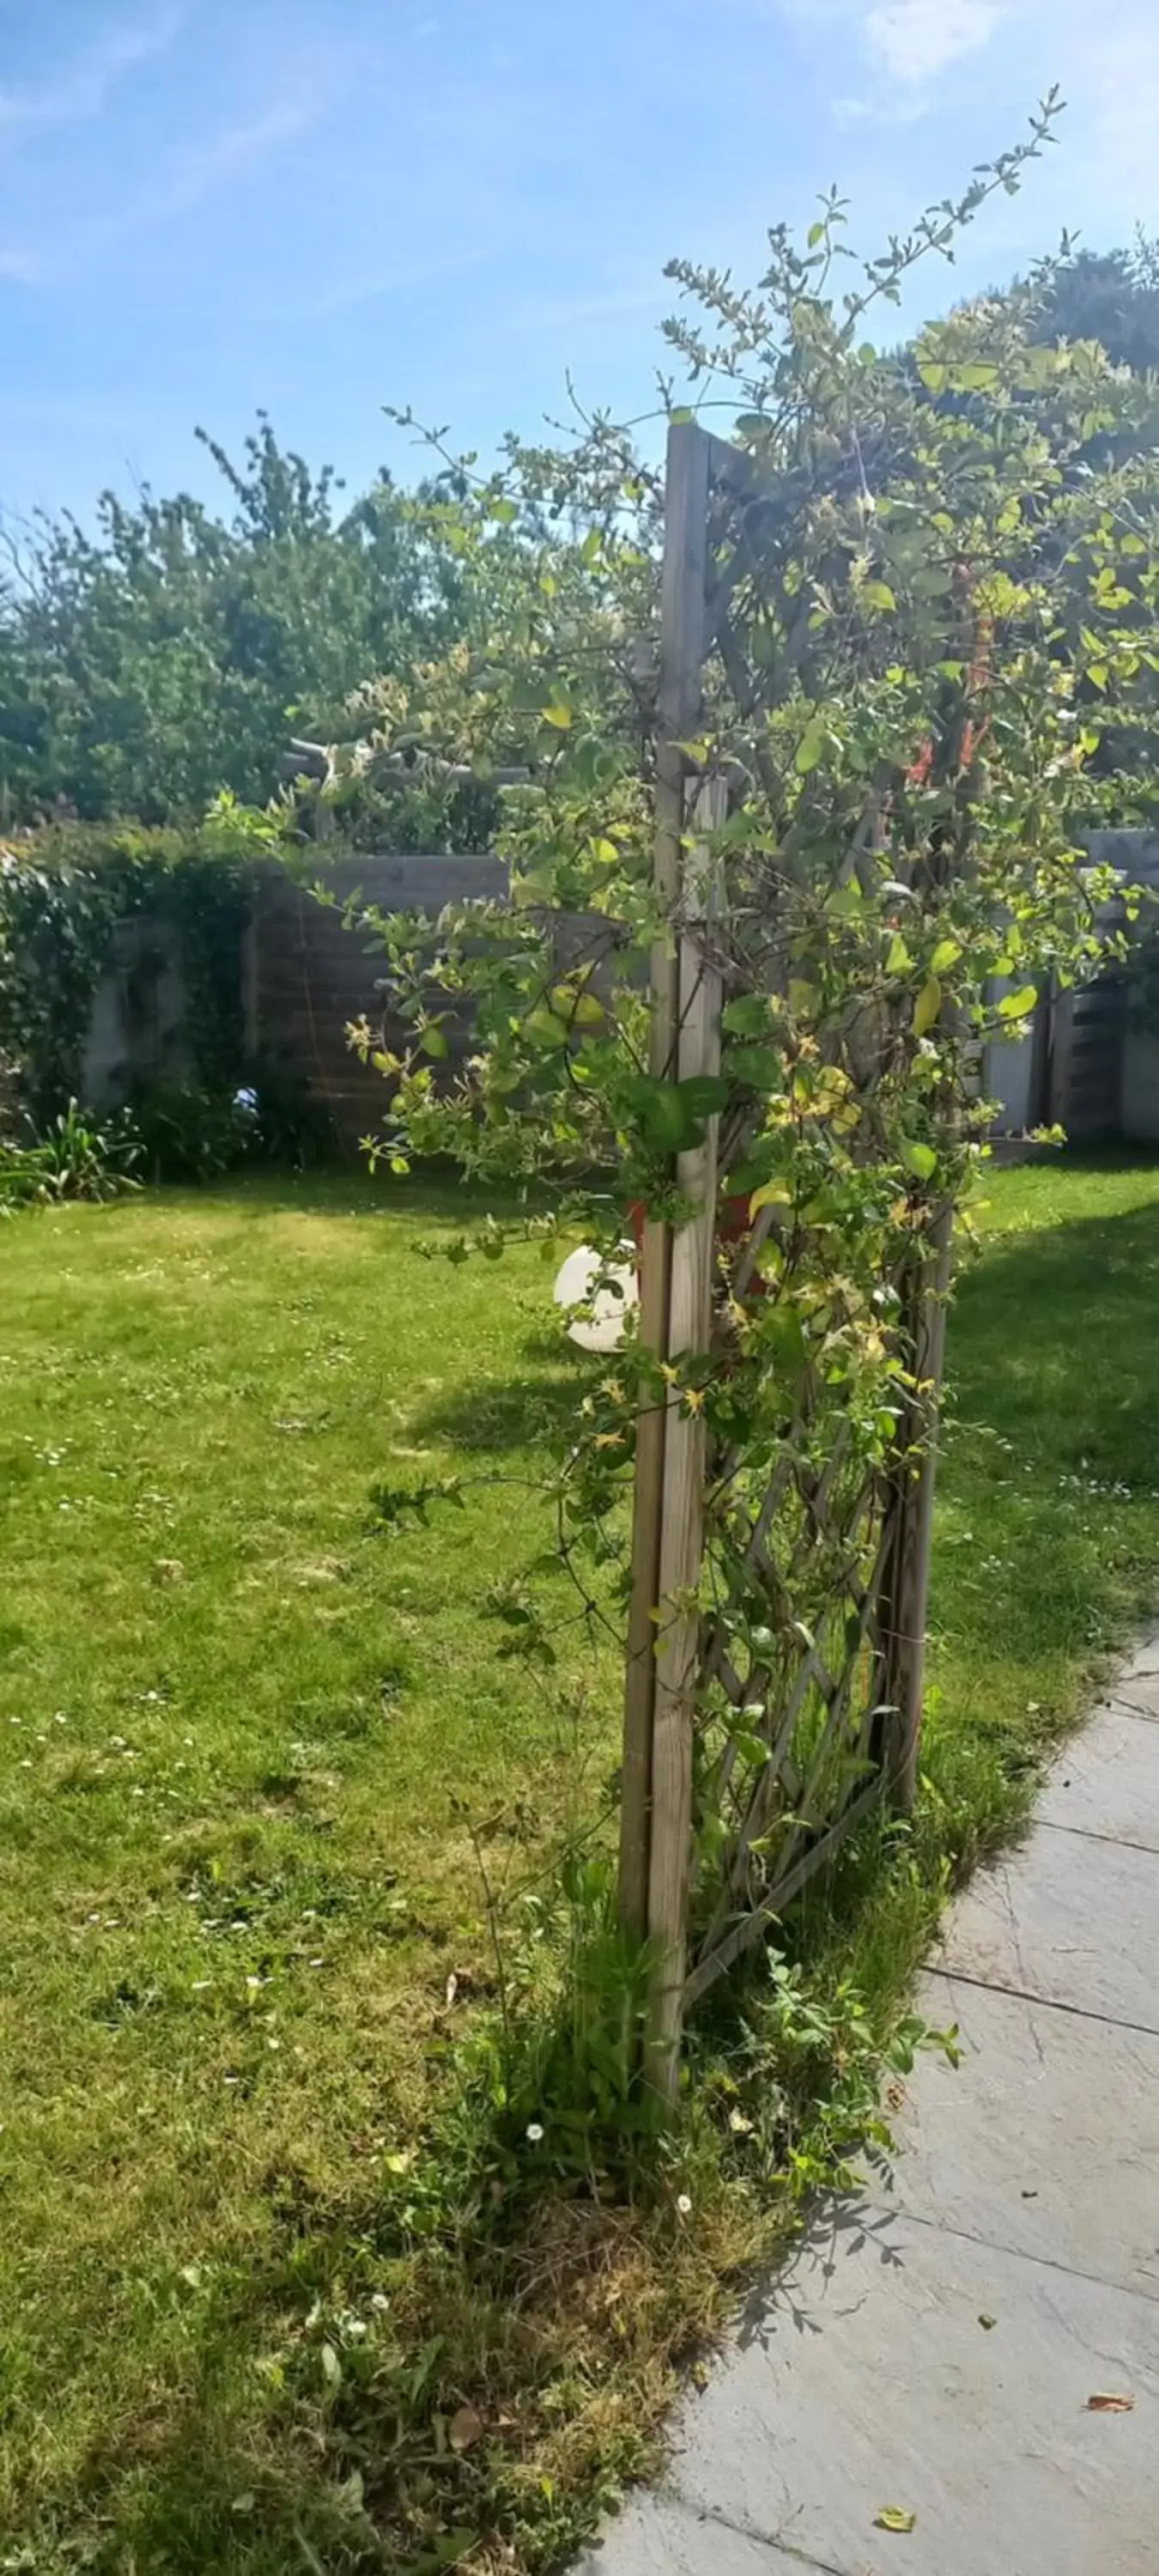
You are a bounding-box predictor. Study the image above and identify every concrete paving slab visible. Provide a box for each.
[1108,1643,1159,1718]
[879,1973,1159,2295]
[1037,1702,1159,1850]
[938,1820,1159,2031]
[577,2493,830,2574]
[575,1625,1159,2576]
[658,2212,1159,2576]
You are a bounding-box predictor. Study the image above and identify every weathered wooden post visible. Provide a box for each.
[643,767,726,2090]
[617,422,713,1956]
[876,1200,953,1813]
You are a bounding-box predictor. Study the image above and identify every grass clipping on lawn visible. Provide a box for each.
[3,1160,1159,2571]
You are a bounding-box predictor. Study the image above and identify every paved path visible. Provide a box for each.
[579,1637,1159,2576]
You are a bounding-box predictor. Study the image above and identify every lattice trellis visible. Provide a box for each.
[617,420,953,2082]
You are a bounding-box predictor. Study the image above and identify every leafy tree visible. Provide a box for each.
[1030,235,1159,374]
[0,418,446,823]
[320,106,1159,1996]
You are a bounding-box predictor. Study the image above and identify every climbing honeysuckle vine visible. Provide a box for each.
[313,106,1159,1967]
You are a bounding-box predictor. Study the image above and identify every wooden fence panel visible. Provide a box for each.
[249,854,507,1146]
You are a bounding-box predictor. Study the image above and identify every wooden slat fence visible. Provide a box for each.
[248,854,507,1147]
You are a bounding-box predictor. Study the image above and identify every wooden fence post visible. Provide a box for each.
[618,422,713,1951]
[645,771,726,2093]
[877,1200,954,1813]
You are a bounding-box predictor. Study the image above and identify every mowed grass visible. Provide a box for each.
[930,1153,1159,1839]
[0,1176,612,2559]
[3,1155,1159,2567]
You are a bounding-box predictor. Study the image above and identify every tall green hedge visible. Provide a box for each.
[0,821,249,1125]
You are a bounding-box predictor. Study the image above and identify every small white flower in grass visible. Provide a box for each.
[525,2122,544,2144]
[676,2193,693,2217]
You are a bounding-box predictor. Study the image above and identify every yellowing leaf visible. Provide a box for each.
[449,2403,485,2451]
[551,983,604,1027]
[931,938,961,975]
[886,933,912,975]
[862,579,897,613]
[788,979,818,1018]
[912,976,942,1037]
[542,702,573,729]
[875,2507,917,2533]
[998,985,1038,1021]
[749,1182,792,1218]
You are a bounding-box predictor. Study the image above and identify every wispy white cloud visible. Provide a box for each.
[0,243,44,284]
[0,11,183,135]
[863,0,1004,83]
[302,245,501,319]
[143,93,322,228]
[0,62,335,286]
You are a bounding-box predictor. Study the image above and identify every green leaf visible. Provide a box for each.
[808,219,826,248]
[912,976,942,1037]
[886,933,913,975]
[795,714,828,775]
[998,984,1038,1021]
[862,580,897,613]
[900,1140,937,1182]
[523,1005,570,1049]
[725,1043,783,1091]
[762,1301,807,1377]
[623,1073,726,1151]
[678,1074,729,1121]
[419,1023,449,1060]
[931,938,961,975]
[722,993,772,1038]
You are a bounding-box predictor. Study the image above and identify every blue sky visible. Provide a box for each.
[3,0,1159,527]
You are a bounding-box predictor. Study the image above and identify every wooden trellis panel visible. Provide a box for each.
[622,422,952,2077]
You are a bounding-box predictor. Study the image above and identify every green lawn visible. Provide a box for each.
[3,1157,1159,2570]
[0,1176,610,2567]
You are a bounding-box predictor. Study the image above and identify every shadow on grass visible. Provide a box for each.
[405,1334,595,1457]
[798,1182,1159,2002]
[24,1172,1159,2574]
[70,1167,550,1225]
